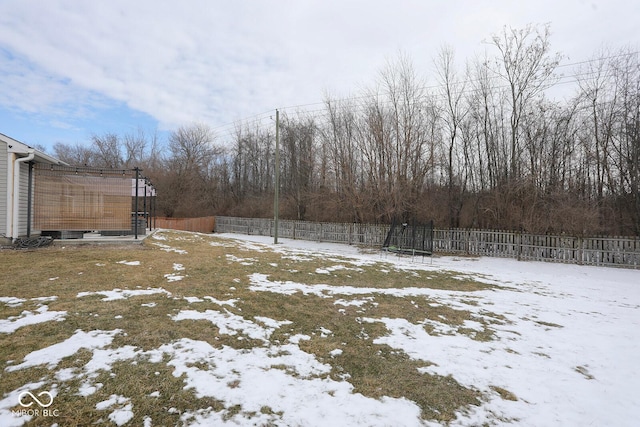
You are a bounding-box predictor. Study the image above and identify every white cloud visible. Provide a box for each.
[0,0,638,142]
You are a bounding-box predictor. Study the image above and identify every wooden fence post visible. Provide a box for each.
[466,229,471,255]
[517,231,522,261]
[577,237,583,265]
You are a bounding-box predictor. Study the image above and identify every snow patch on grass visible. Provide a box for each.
[172,310,287,343]
[116,260,141,266]
[6,329,122,371]
[96,394,134,426]
[156,338,422,427]
[77,288,171,301]
[152,242,188,254]
[0,297,26,307]
[0,305,66,334]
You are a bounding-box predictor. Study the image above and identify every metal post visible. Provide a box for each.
[151,187,156,231]
[134,168,139,239]
[143,179,148,230]
[274,109,280,244]
[151,186,156,230]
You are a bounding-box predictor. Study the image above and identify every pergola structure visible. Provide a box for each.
[34,164,156,239]
[1,132,155,243]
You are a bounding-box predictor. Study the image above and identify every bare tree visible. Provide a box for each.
[611,49,640,233]
[322,96,364,221]
[435,45,469,227]
[160,123,223,217]
[122,128,148,168]
[489,24,562,181]
[467,52,507,189]
[230,122,274,203]
[52,142,97,166]
[575,47,617,200]
[367,53,437,221]
[278,114,316,220]
[91,133,124,168]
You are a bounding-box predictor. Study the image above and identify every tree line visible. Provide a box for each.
[52,25,640,236]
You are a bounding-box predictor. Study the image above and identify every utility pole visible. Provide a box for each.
[274,109,280,244]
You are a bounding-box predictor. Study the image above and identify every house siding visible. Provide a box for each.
[1,134,67,242]
[0,142,7,240]
[17,161,30,237]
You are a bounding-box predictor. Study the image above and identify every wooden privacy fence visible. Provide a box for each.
[214,216,640,269]
[154,216,216,233]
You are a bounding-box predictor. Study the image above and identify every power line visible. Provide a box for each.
[210,50,640,142]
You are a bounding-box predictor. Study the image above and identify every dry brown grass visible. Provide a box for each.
[0,230,506,425]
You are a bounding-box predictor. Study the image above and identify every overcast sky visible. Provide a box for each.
[1,0,638,152]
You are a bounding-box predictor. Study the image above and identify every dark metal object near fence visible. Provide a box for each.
[382,219,434,257]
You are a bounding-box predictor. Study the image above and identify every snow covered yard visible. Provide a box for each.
[0,229,638,426]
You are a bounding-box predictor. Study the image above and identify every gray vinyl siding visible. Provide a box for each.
[0,142,7,238]
[17,161,30,237]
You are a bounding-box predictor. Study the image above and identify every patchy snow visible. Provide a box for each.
[183,296,238,307]
[96,395,134,426]
[164,262,187,282]
[216,233,640,426]
[155,338,423,427]
[203,296,237,307]
[0,297,26,307]
[248,272,487,302]
[2,231,639,426]
[164,273,184,282]
[0,305,66,334]
[334,297,375,307]
[83,345,141,379]
[254,316,292,330]
[0,381,48,426]
[226,254,257,265]
[316,264,363,275]
[289,334,311,344]
[55,367,77,382]
[116,260,141,266]
[171,310,288,343]
[78,382,103,397]
[6,329,121,372]
[77,287,171,301]
[152,241,188,254]
[32,296,57,303]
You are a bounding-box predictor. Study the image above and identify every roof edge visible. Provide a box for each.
[1,132,68,165]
